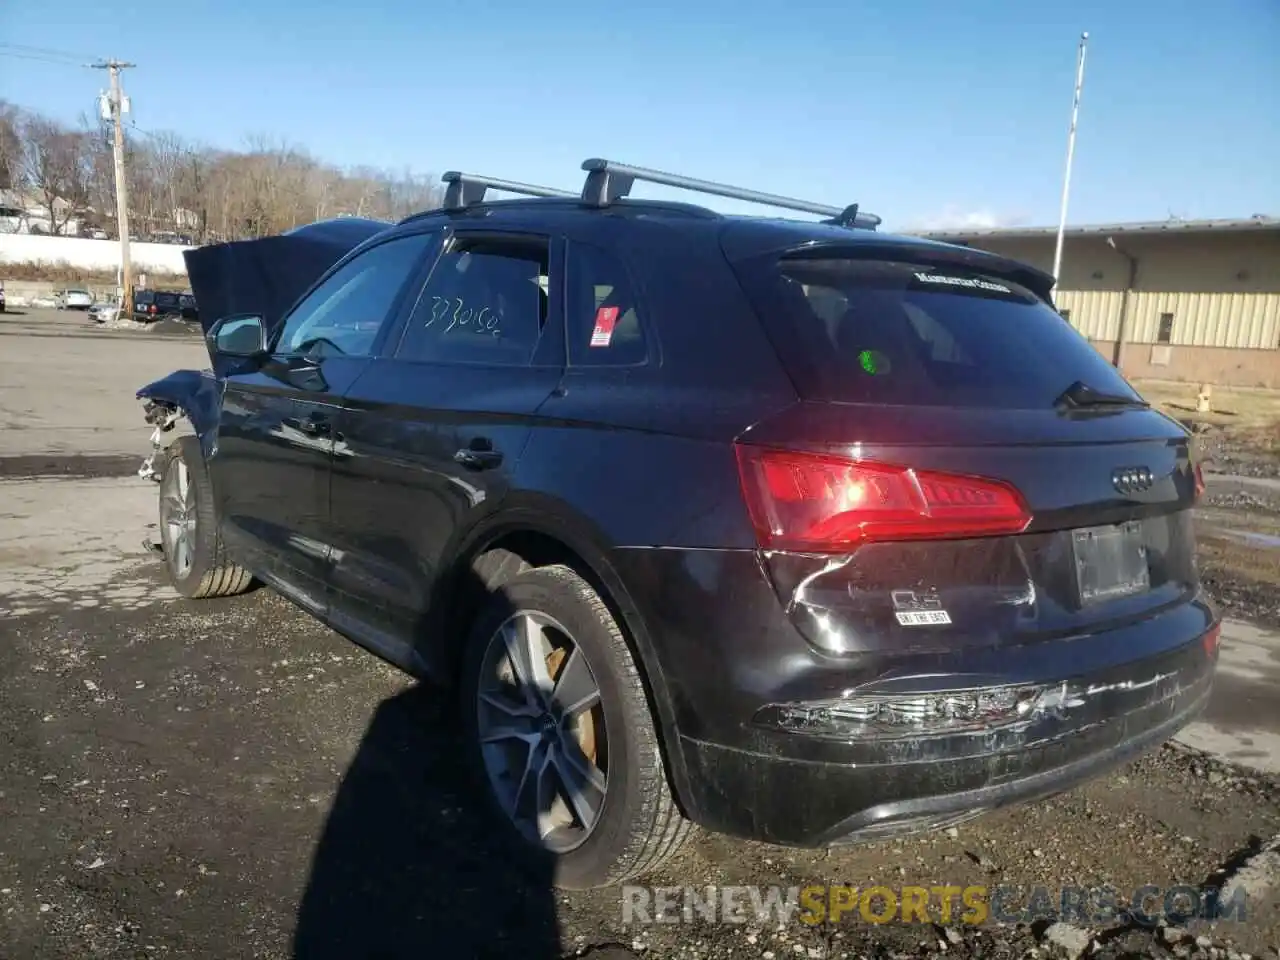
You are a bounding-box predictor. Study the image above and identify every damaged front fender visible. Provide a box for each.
[135,369,223,479]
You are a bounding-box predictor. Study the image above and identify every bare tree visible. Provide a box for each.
[0,100,24,193]
[11,101,444,243]
[21,116,90,234]
[77,114,118,235]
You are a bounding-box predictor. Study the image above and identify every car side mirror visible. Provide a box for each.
[208,313,269,357]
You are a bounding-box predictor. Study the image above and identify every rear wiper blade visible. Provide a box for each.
[1054,379,1148,410]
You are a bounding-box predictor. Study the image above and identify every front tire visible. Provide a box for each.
[459,564,692,889]
[158,436,253,599]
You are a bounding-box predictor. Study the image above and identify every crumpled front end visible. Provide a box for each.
[134,217,390,479]
[135,370,222,480]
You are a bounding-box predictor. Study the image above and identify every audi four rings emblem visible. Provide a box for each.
[1112,466,1155,494]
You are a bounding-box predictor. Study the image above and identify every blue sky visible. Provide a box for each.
[2,0,1277,231]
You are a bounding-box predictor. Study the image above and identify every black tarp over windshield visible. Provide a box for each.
[182,217,391,337]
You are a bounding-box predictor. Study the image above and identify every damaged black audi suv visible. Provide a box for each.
[137,160,1218,889]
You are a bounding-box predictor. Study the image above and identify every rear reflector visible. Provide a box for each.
[734,445,1031,551]
[1202,622,1221,656]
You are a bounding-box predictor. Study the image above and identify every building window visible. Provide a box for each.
[1059,308,1072,323]
[1157,313,1174,344]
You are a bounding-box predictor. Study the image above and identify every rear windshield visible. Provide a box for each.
[741,257,1139,409]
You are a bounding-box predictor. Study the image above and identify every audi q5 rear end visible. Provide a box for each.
[618,219,1219,851]
[142,166,1217,888]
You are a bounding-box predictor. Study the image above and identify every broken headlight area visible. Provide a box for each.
[753,683,1087,742]
[137,399,184,482]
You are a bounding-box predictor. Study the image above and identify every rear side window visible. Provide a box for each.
[566,243,648,366]
[397,236,549,367]
[740,257,1138,408]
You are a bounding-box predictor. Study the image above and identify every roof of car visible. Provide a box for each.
[290,160,1051,301]
[390,196,913,249]
[375,195,1057,300]
[391,196,1019,261]
[393,159,883,241]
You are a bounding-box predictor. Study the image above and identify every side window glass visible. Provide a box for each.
[567,243,649,366]
[275,233,434,358]
[568,244,650,368]
[396,236,549,366]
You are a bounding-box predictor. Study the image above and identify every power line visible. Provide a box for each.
[0,50,89,68]
[0,42,102,64]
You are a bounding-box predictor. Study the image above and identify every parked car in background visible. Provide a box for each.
[0,281,6,313]
[179,293,199,323]
[89,301,120,324]
[55,288,94,310]
[133,289,184,322]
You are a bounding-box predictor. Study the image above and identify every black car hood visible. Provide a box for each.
[182,217,391,340]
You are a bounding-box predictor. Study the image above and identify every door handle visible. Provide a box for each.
[454,446,503,470]
[290,415,330,436]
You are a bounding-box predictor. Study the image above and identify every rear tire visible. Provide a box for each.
[158,436,253,599]
[459,564,692,889]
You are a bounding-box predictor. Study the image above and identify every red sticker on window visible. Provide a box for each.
[590,306,619,347]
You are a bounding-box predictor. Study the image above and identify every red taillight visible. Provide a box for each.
[1202,622,1221,656]
[734,445,1032,551]
[1193,462,1206,500]
[149,304,157,314]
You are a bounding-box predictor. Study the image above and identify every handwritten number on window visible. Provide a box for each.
[426,296,450,327]
[424,296,501,337]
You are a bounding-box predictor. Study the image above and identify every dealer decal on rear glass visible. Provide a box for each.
[913,272,1011,294]
[590,306,619,347]
[891,588,952,626]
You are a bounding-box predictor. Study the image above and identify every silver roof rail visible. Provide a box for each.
[579,158,880,229]
[441,171,576,211]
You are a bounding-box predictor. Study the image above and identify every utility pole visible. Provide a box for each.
[92,59,135,316]
[1051,32,1089,295]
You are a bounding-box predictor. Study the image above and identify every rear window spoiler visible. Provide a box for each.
[740,238,1056,304]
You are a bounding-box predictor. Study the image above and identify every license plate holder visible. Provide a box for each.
[1072,520,1150,606]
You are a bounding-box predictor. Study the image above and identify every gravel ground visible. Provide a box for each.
[1,328,1278,960]
[1198,482,1280,632]
[1194,422,1280,483]
[1,473,1278,960]
[3,585,1278,960]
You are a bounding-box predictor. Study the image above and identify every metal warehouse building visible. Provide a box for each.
[919,216,1280,389]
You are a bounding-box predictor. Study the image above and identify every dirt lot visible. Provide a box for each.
[1139,380,1280,483]
[1137,378,1280,632]
[1,318,1279,960]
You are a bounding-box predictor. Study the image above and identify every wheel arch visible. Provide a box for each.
[137,369,223,462]
[435,495,698,819]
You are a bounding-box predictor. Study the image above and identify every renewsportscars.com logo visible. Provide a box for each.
[621,883,1248,927]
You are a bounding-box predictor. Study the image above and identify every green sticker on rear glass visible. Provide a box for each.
[859,350,890,375]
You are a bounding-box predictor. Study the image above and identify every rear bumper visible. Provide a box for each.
[610,546,1219,848]
[671,629,1215,846]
